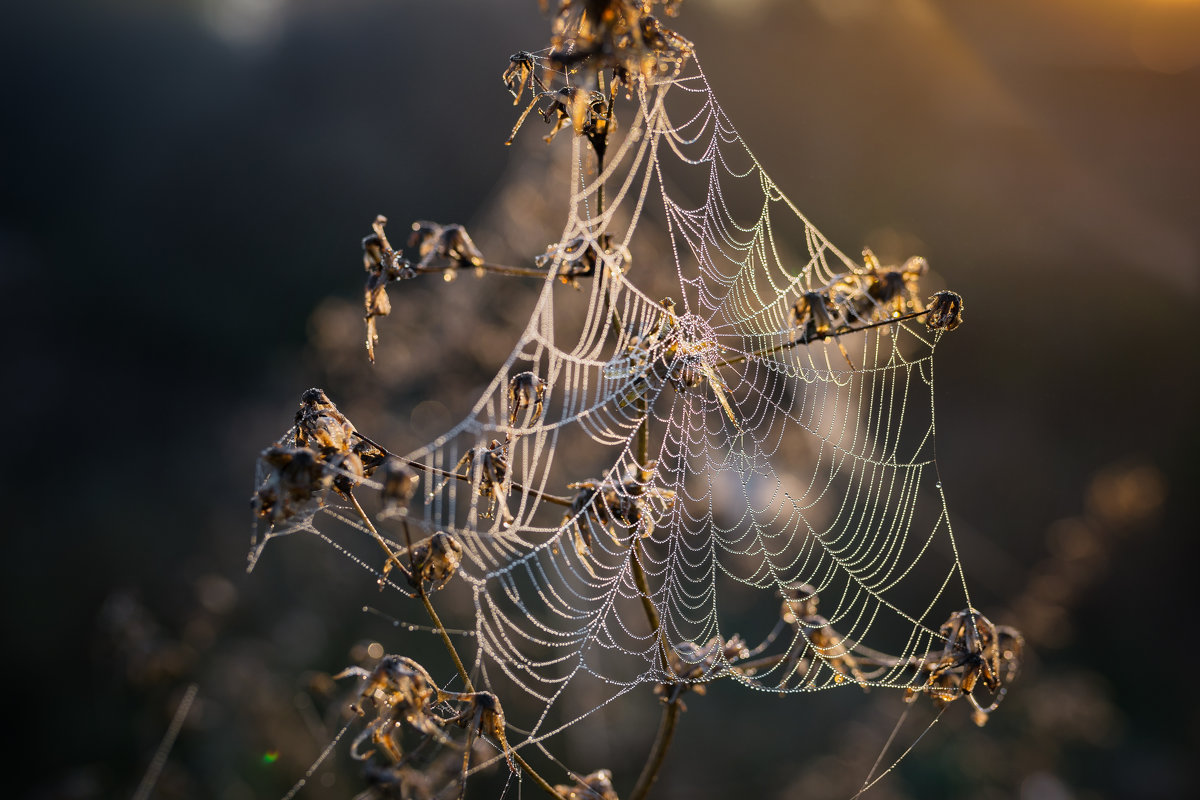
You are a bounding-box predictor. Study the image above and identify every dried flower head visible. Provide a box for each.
[336,655,449,763]
[441,690,517,773]
[906,608,1023,725]
[409,221,485,271]
[397,531,464,595]
[295,388,357,453]
[502,50,547,106]
[362,215,416,362]
[252,445,330,523]
[508,370,547,426]
[653,634,747,706]
[925,289,965,331]
[451,439,513,527]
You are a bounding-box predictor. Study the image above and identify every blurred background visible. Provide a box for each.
[3,1,1197,798]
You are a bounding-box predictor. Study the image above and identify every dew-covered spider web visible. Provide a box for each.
[250,49,983,777]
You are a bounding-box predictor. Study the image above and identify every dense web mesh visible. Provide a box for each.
[250,47,985,775]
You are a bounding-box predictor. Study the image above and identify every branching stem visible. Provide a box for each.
[401,522,566,800]
[594,66,613,219]
[629,699,682,800]
[627,394,681,800]
[413,260,552,280]
[631,394,661,660]
[397,518,475,693]
[715,307,932,369]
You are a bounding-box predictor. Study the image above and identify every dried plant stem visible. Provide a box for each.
[629,698,682,800]
[627,394,682,800]
[635,396,650,474]
[630,542,665,668]
[423,587,474,690]
[631,395,661,659]
[401,523,566,800]
[396,519,475,693]
[513,752,568,800]
[716,307,931,369]
[414,260,553,279]
[592,82,673,730]
[594,65,613,218]
[348,491,412,579]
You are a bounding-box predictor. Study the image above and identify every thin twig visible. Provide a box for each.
[401,519,476,693]
[631,394,664,664]
[414,260,553,280]
[626,395,682,800]
[594,65,612,219]
[347,490,409,578]
[628,698,682,800]
[715,307,932,369]
[402,521,566,800]
[422,587,475,693]
[514,752,568,800]
[629,543,666,670]
[635,396,650,476]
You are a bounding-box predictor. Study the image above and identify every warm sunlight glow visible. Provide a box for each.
[1130,1,1200,72]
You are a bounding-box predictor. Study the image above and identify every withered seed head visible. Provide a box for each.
[295,388,356,453]
[409,221,485,269]
[362,216,416,362]
[793,290,836,334]
[439,224,485,268]
[926,290,965,331]
[403,531,464,593]
[252,444,330,523]
[508,371,547,426]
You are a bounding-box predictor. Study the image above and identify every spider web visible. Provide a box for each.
[251,50,973,772]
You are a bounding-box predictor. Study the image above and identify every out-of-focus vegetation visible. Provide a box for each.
[3,1,1196,798]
